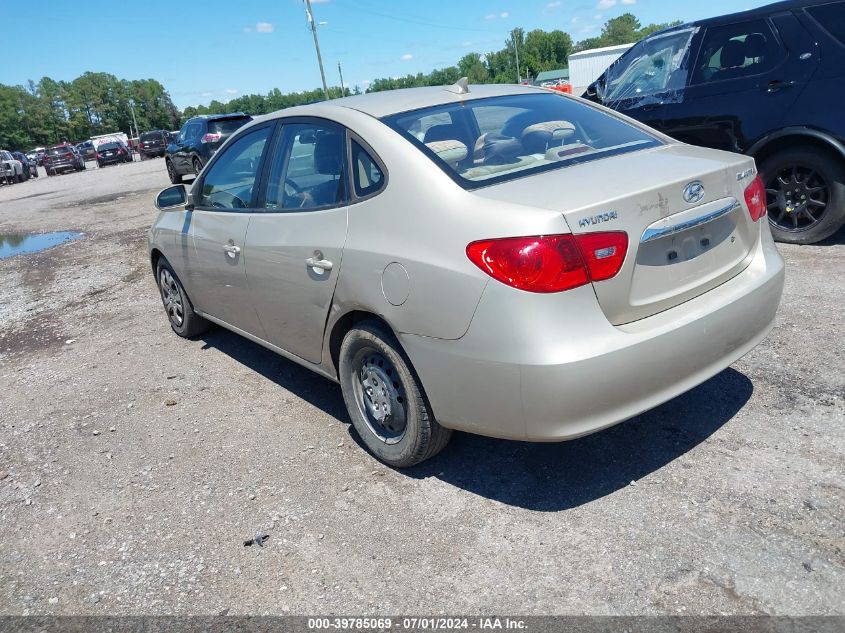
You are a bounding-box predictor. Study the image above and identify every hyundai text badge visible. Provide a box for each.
[683,181,705,204]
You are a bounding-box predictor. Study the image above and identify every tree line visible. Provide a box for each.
[0,14,680,149]
[0,73,180,150]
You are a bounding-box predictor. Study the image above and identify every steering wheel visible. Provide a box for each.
[284,178,302,196]
[284,178,312,208]
[209,191,245,209]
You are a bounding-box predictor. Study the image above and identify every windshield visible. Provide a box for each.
[99,143,120,150]
[48,146,71,155]
[140,132,163,141]
[381,93,660,189]
[602,28,696,106]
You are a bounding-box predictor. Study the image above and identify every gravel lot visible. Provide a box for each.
[0,158,843,616]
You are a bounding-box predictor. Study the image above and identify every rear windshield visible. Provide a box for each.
[48,146,71,155]
[208,117,251,136]
[99,143,120,150]
[140,132,163,141]
[807,1,845,45]
[381,93,661,189]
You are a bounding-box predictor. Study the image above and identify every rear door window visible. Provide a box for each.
[806,1,845,44]
[263,121,348,211]
[690,19,784,84]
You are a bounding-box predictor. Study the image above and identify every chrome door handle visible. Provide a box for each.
[223,244,241,255]
[306,257,333,271]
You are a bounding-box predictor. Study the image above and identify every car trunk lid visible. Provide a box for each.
[473,144,762,325]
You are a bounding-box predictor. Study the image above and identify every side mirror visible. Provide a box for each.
[585,82,599,101]
[155,185,188,210]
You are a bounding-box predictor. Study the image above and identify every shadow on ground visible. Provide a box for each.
[200,327,753,512]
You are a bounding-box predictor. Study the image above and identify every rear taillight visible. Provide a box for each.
[201,132,222,144]
[744,175,767,222]
[466,231,628,293]
[65,152,73,159]
[96,152,101,159]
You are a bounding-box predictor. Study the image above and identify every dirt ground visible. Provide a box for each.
[0,158,843,616]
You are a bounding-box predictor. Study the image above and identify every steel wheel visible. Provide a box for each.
[159,268,184,327]
[350,349,408,444]
[765,164,830,233]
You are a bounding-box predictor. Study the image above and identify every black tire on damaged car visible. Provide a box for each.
[761,146,845,244]
[156,258,209,338]
[338,320,452,467]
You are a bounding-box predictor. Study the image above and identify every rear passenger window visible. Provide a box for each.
[691,19,783,84]
[264,121,348,211]
[351,141,384,198]
[807,1,845,45]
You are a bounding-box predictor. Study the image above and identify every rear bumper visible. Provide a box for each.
[401,227,785,441]
[46,160,76,171]
[140,147,165,156]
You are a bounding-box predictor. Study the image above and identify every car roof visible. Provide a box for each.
[188,112,250,122]
[655,0,826,32]
[258,83,549,121]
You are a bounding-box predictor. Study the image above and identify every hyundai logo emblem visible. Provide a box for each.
[683,181,705,204]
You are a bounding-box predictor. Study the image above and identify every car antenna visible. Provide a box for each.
[444,77,470,95]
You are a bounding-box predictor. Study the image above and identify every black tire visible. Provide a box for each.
[155,258,209,338]
[192,157,203,175]
[761,147,845,244]
[17,173,24,183]
[339,321,451,467]
[166,159,182,184]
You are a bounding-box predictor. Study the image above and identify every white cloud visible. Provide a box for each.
[200,92,213,98]
[484,13,497,20]
[462,41,472,47]
[500,11,509,18]
[400,53,413,61]
[621,0,636,4]
[594,14,603,20]
[597,0,616,8]
[484,11,509,20]
[546,1,561,7]
[255,22,274,33]
[225,88,238,95]
[570,16,580,23]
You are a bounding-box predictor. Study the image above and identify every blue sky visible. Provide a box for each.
[5,0,772,109]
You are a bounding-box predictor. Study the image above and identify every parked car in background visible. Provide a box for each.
[96,141,133,167]
[1,150,25,184]
[138,130,170,159]
[585,0,845,244]
[76,141,97,161]
[149,83,784,466]
[43,143,86,175]
[11,152,34,180]
[165,112,252,183]
[23,153,38,178]
[27,147,46,166]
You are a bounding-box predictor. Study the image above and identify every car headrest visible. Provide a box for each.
[475,133,524,165]
[425,139,468,167]
[720,39,746,69]
[314,132,343,176]
[424,124,459,144]
[521,120,576,154]
[744,33,768,59]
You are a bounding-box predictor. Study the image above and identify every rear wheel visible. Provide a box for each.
[761,147,845,244]
[192,157,203,175]
[156,258,209,338]
[166,159,182,184]
[339,321,451,467]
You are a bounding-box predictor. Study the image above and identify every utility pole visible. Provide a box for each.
[338,61,346,97]
[128,100,140,159]
[304,0,330,100]
[512,31,521,83]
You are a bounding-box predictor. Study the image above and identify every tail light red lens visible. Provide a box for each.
[201,132,222,144]
[466,231,628,293]
[744,175,767,222]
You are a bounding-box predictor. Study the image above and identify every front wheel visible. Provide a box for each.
[156,259,209,338]
[339,321,451,467]
[761,147,845,244]
[166,159,182,184]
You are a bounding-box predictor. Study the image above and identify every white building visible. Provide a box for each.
[568,43,635,92]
